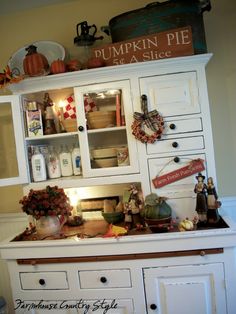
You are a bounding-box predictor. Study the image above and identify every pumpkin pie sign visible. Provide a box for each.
[92,26,193,66]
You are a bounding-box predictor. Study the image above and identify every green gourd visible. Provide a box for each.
[142,193,172,219]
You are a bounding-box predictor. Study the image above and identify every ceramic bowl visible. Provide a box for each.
[102,212,124,224]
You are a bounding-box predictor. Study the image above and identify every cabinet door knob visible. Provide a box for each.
[39,279,45,286]
[174,156,180,163]
[169,123,176,130]
[78,125,84,132]
[172,141,178,148]
[150,304,157,310]
[100,276,107,283]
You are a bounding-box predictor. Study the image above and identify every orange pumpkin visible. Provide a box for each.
[23,45,49,76]
[66,59,81,72]
[50,59,66,74]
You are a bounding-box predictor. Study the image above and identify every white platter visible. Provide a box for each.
[8,40,66,75]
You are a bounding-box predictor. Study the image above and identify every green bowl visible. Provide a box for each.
[102,212,124,224]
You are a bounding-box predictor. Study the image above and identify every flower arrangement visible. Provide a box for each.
[0,65,23,89]
[19,186,73,219]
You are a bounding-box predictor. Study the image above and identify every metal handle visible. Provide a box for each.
[172,141,178,148]
[39,279,45,286]
[146,2,161,8]
[150,303,157,310]
[169,123,176,130]
[174,156,180,163]
[100,276,107,283]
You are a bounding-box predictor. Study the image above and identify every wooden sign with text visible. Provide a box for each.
[152,159,205,189]
[92,26,194,66]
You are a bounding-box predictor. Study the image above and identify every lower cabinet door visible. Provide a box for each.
[143,263,227,314]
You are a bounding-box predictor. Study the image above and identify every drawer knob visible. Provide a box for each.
[100,276,107,283]
[150,304,157,310]
[169,123,176,130]
[78,125,84,132]
[39,279,45,286]
[174,156,180,163]
[172,141,178,148]
[200,250,206,256]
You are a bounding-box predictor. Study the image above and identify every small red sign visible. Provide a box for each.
[152,159,205,189]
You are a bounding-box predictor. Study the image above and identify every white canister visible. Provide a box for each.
[31,146,47,182]
[72,144,81,175]
[116,146,129,166]
[47,146,61,179]
[59,145,73,177]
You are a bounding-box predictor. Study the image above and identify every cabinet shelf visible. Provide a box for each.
[23,172,142,193]
[87,126,126,134]
[25,132,78,142]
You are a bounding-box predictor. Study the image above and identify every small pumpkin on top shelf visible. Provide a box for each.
[23,45,49,77]
[87,57,105,69]
[50,59,66,74]
[66,59,81,72]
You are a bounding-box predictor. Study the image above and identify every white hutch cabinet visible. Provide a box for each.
[2,53,216,220]
[1,54,236,314]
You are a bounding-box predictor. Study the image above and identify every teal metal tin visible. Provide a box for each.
[109,0,211,54]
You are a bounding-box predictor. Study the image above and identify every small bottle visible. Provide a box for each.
[59,145,73,177]
[47,146,61,179]
[31,146,47,182]
[44,106,57,135]
[72,143,81,175]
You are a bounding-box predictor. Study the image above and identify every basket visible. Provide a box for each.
[61,119,77,132]
[87,111,116,129]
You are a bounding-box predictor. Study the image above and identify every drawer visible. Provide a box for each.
[164,117,202,135]
[20,271,69,290]
[147,136,204,155]
[79,269,131,289]
[148,153,207,198]
[140,72,200,117]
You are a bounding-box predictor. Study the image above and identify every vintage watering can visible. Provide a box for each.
[74,21,103,46]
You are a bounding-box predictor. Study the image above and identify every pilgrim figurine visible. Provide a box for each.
[207,177,220,224]
[194,173,208,223]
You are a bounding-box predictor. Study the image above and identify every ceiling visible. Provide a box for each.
[0,0,77,16]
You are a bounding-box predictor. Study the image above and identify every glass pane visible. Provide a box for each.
[84,89,130,169]
[0,102,19,179]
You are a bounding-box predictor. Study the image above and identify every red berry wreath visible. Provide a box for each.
[131,95,165,144]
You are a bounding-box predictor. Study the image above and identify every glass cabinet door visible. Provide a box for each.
[74,80,139,178]
[0,95,28,186]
